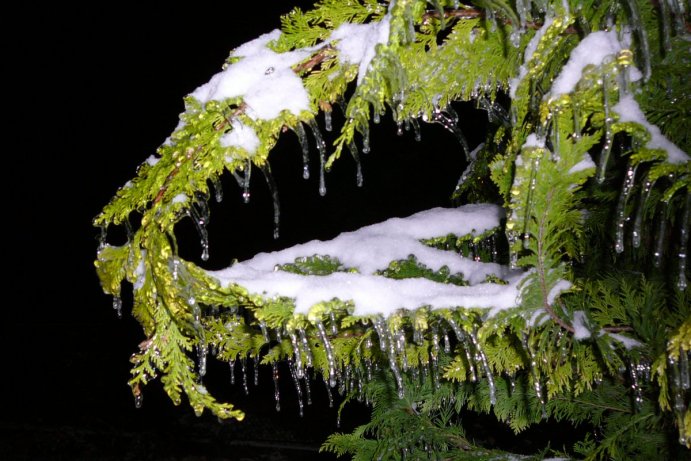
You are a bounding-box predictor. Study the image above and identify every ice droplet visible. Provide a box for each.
[272,362,281,412]
[289,360,305,417]
[229,359,236,385]
[361,125,370,153]
[347,140,364,187]
[112,296,123,319]
[677,193,689,290]
[210,175,223,203]
[260,163,281,239]
[241,358,249,395]
[134,391,143,409]
[324,109,332,132]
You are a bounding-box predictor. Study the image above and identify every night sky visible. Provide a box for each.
[9,3,489,459]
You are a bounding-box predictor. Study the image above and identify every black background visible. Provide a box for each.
[8,2,488,459]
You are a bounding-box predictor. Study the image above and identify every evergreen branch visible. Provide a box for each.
[422,7,579,33]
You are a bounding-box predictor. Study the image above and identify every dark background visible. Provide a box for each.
[8,2,487,460]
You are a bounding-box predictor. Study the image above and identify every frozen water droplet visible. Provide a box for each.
[293,122,311,180]
[272,362,281,412]
[324,109,332,132]
[632,178,654,248]
[361,125,370,154]
[210,175,223,203]
[112,296,123,319]
[314,319,338,387]
[677,193,689,290]
[347,141,363,187]
[229,359,236,385]
[373,111,380,124]
[241,358,249,395]
[134,391,143,409]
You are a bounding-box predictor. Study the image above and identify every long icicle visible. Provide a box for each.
[260,162,281,239]
[306,118,327,196]
[522,333,547,419]
[446,318,477,382]
[468,328,497,405]
[347,140,364,187]
[293,122,311,180]
[623,0,651,81]
[677,193,690,290]
[272,362,281,412]
[654,203,668,268]
[615,162,638,254]
[373,316,405,398]
[632,177,654,248]
[597,69,614,184]
[314,318,338,387]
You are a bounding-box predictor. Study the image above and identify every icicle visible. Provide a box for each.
[97,224,107,251]
[551,111,561,162]
[293,122,311,180]
[669,0,687,36]
[393,328,409,371]
[289,331,304,379]
[232,159,253,203]
[431,108,470,162]
[298,328,314,369]
[597,71,614,184]
[253,356,260,386]
[229,359,236,385]
[259,321,270,343]
[410,117,421,142]
[324,377,334,407]
[468,328,496,405]
[653,207,667,268]
[442,330,451,354]
[632,178,654,248]
[681,346,690,390]
[260,162,281,239]
[615,163,638,254]
[112,296,122,319]
[210,175,223,203]
[522,154,541,248]
[677,193,690,290]
[361,125,371,154]
[373,110,381,124]
[623,0,651,81]
[628,361,644,411]
[572,99,582,141]
[272,362,281,412]
[329,311,339,335]
[134,391,143,409]
[430,329,441,389]
[373,317,405,398]
[668,352,689,445]
[314,318,338,387]
[306,118,327,196]
[522,334,547,418]
[447,318,477,382]
[241,357,249,395]
[188,199,210,261]
[197,342,208,377]
[289,361,305,417]
[347,140,363,187]
[324,108,332,132]
[396,121,404,136]
[304,370,313,405]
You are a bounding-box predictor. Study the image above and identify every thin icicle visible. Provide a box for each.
[324,376,334,407]
[293,122,311,180]
[210,175,223,203]
[253,356,260,386]
[361,125,371,154]
[259,321,270,343]
[446,318,477,382]
[373,317,405,398]
[197,342,208,377]
[654,206,667,268]
[289,331,304,379]
[597,72,614,184]
[615,163,638,254]
[669,0,687,36]
[260,162,281,239]
[306,118,327,196]
[324,108,333,132]
[623,0,651,81]
[523,155,541,249]
[229,359,236,385]
[523,334,547,418]
[272,362,281,411]
[188,198,210,261]
[681,346,690,390]
[112,296,123,319]
[289,360,305,417]
[677,193,690,290]
[431,108,471,162]
[410,117,421,142]
[241,358,249,395]
[632,177,654,248]
[629,361,644,411]
[347,140,364,187]
[314,318,338,387]
[468,328,496,405]
[298,328,314,369]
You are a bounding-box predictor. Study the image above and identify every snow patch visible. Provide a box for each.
[329,15,391,84]
[220,119,260,154]
[572,310,591,340]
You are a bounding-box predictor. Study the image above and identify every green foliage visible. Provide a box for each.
[95,0,691,459]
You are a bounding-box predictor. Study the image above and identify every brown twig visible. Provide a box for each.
[292,44,335,74]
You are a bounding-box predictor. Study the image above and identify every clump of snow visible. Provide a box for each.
[547,279,572,305]
[509,17,555,99]
[550,30,626,96]
[329,15,391,84]
[209,205,526,317]
[172,193,188,204]
[190,30,314,120]
[606,332,643,349]
[568,153,596,173]
[145,155,160,166]
[613,94,689,164]
[572,310,591,340]
[219,119,260,154]
[523,133,546,148]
